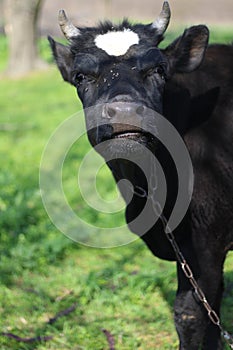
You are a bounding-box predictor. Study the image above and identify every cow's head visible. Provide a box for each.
[49,2,209,158]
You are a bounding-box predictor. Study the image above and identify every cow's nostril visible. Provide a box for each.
[107,107,116,118]
[136,106,145,115]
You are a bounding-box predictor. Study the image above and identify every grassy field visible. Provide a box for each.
[0,27,233,350]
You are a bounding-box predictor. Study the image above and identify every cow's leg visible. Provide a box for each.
[174,257,224,350]
[175,267,207,350]
[202,273,224,350]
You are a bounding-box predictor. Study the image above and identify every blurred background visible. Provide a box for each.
[1,0,233,31]
[40,0,233,34]
[0,0,232,77]
[1,0,233,36]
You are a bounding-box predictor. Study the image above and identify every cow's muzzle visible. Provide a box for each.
[102,102,145,140]
[85,102,158,152]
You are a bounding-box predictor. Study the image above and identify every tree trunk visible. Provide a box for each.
[4,0,47,77]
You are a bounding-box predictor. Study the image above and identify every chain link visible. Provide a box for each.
[133,185,147,198]
[151,198,233,349]
[131,159,233,348]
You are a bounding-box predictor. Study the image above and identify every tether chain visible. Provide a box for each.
[131,158,233,349]
[151,200,233,349]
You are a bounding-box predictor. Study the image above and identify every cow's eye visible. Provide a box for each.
[146,64,166,80]
[155,65,166,77]
[73,72,85,85]
[73,72,96,86]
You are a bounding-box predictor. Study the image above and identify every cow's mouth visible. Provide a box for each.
[112,131,143,140]
[110,123,143,140]
[95,128,156,158]
[111,130,155,145]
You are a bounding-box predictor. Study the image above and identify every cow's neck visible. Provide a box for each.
[107,148,189,261]
[108,158,148,195]
[107,145,178,219]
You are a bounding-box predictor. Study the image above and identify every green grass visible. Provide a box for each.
[0,29,233,349]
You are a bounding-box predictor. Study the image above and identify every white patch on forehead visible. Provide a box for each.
[94,29,139,56]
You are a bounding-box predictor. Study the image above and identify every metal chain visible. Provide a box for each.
[115,158,233,348]
[128,157,233,348]
[150,195,233,348]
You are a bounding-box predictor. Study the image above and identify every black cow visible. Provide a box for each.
[49,2,233,349]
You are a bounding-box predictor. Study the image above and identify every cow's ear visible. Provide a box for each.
[164,25,209,74]
[48,36,74,84]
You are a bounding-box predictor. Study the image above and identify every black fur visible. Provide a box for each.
[49,17,233,349]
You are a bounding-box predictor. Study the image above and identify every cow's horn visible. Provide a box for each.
[151,1,171,35]
[58,9,81,40]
